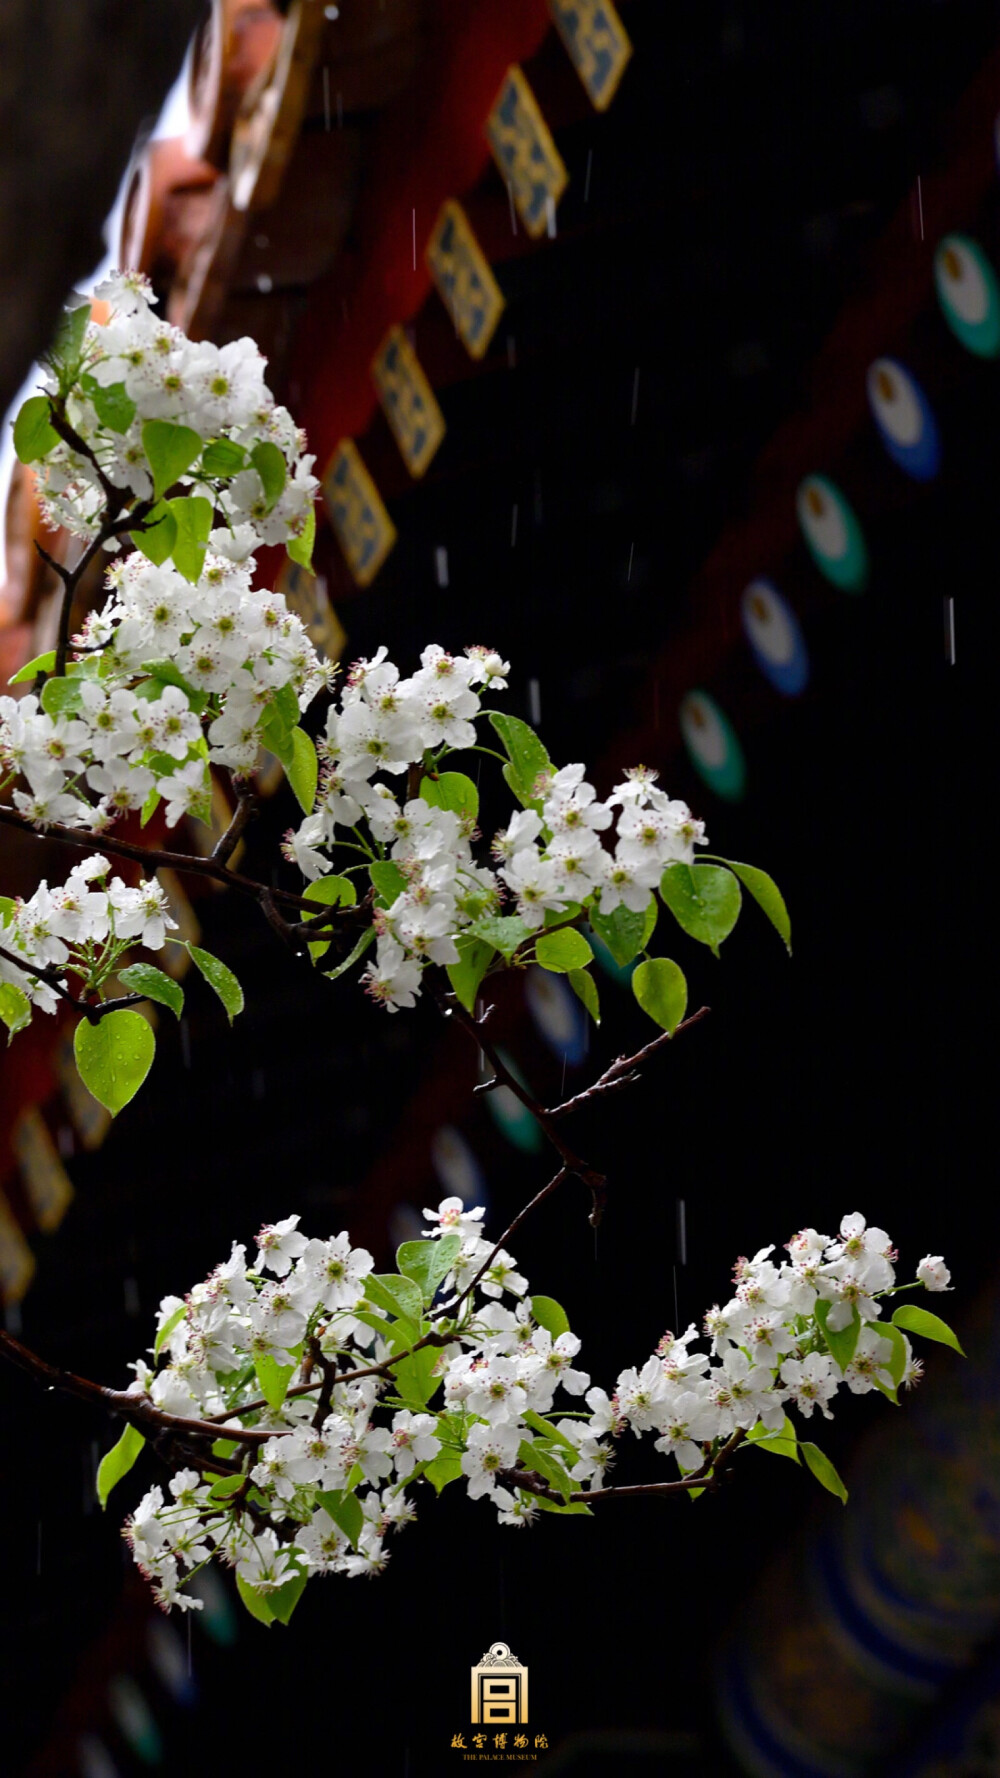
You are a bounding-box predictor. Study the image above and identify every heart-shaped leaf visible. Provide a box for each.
[74,1009,155,1115]
[660,863,742,954]
[631,957,687,1033]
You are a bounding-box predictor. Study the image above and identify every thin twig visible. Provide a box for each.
[499,1428,746,1506]
[438,1168,570,1321]
[442,991,607,1220]
[547,1006,711,1119]
[212,775,258,864]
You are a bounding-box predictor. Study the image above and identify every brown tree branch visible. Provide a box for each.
[0,801,330,915]
[0,1328,279,1446]
[0,940,145,1022]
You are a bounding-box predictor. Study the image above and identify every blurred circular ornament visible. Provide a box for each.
[147,1619,197,1706]
[430,1125,486,1206]
[741,579,809,696]
[485,1050,545,1153]
[934,234,1000,358]
[796,475,869,592]
[525,966,589,1064]
[679,691,746,800]
[866,358,941,481]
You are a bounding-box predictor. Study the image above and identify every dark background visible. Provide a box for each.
[2,2,998,1772]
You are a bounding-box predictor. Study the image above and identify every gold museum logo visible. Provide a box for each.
[450,1642,549,1756]
[472,1642,529,1725]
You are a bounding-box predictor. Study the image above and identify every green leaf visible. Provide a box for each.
[631,957,688,1034]
[397,1233,462,1302]
[132,498,177,567]
[187,944,243,1023]
[446,934,494,1012]
[535,928,593,973]
[369,860,407,907]
[49,302,90,372]
[746,1415,800,1463]
[139,659,204,703]
[267,1568,308,1625]
[488,712,552,807]
[97,1424,145,1509]
[287,503,316,571]
[518,1439,574,1502]
[39,675,84,716]
[880,1323,909,1389]
[531,1494,593,1515]
[567,967,600,1024]
[588,896,657,968]
[718,859,791,954]
[201,438,247,478]
[272,681,299,732]
[73,1009,155,1115]
[419,771,479,820]
[236,1574,275,1626]
[467,913,532,960]
[364,1273,424,1327]
[815,1300,862,1373]
[154,1304,186,1359]
[211,1438,238,1460]
[319,924,376,981]
[0,896,14,925]
[81,376,136,435]
[393,1343,441,1410]
[168,494,213,583]
[317,1488,364,1548]
[286,726,318,815]
[206,1472,244,1501]
[302,874,357,961]
[530,1295,571,1340]
[892,1303,965,1356]
[800,1441,848,1504]
[260,705,294,767]
[0,982,32,1041]
[250,440,287,511]
[142,420,203,499]
[13,394,58,463]
[118,964,183,1019]
[253,1353,295,1411]
[8,650,56,685]
[659,863,742,955]
[140,787,160,827]
[424,1450,463,1494]
[521,1410,580,1456]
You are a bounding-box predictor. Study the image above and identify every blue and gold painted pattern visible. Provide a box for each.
[485,65,568,239]
[322,439,397,588]
[274,559,346,663]
[426,200,506,361]
[371,324,446,479]
[548,0,632,112]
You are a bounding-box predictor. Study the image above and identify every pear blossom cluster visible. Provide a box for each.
[118,1202,951,1617]
[35,270,317,547]
[0,854,175,1013]
[285,643,709,1012]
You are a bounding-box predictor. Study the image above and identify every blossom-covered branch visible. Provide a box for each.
[0,1199,958,1622]
[1,270,792,1118]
